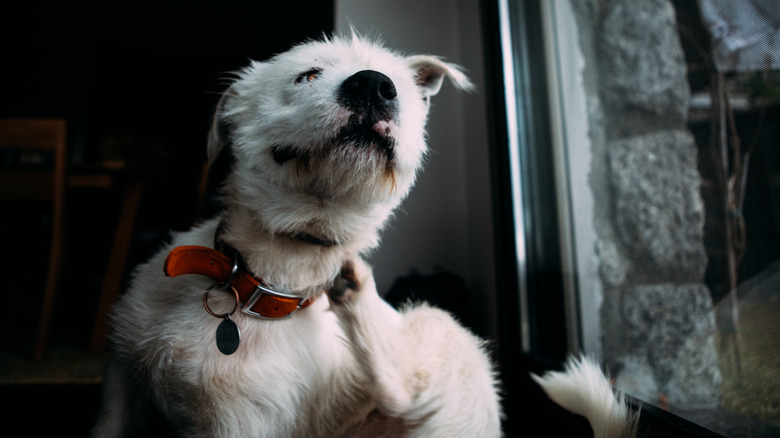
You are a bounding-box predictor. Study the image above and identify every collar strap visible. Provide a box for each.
[163,245,314,319]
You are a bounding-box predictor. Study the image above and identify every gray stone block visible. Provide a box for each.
[614,355,659,403]
[621,283,721,408]
[597,238,629,287]
[663,328,722,408]
[597,0,689,124]
[608,129,707,280]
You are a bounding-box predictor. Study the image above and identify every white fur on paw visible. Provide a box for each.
[329,258,372,305]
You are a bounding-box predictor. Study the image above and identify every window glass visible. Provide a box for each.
[504,0,780,435]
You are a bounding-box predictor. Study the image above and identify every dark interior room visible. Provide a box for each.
[1,2,334,434]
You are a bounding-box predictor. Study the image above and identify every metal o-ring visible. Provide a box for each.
[203,283,240,318]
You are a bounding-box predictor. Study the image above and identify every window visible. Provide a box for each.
[496,0,780,436]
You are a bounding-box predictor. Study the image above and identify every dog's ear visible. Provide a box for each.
[207,86,235,165]
[406,55,474,97]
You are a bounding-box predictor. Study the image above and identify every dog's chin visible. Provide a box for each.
[267,119,402,203]
[329,122,396,161]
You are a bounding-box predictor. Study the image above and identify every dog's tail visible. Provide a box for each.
[532,356,639,438]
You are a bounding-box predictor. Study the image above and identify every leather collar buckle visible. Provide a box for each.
[242,284,308,319]
[163,245,314,319]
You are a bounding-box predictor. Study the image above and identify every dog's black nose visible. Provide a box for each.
[338,70,398,122]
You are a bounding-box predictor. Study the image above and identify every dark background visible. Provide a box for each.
[0,2,334,433]
[1,1,334,230]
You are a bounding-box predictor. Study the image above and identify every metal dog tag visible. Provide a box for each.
[216,315,241,355]
[204,282,241,355]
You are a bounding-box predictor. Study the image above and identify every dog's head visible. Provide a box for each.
[209,34,472,251]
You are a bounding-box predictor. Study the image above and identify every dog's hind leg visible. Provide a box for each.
[92,358,174,437]
[92,358,134,437]
[329,258,502,438]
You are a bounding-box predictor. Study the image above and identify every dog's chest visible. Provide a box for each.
[114,220,375,435]
[191,303,372,435]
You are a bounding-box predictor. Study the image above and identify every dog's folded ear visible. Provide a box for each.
[406,55,474,97]
[207,86,235,165]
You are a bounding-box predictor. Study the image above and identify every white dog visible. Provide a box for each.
[92,34,636,437]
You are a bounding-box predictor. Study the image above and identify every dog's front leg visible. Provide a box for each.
[329,258,415,417]
[330,258,503,438]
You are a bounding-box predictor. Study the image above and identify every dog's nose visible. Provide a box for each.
[338,70,398,121]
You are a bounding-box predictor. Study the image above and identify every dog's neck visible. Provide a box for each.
[284,231,340,248]
[215,208,370,298]
[216,219,339,252]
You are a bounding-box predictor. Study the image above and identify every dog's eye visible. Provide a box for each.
[296,68,322,84]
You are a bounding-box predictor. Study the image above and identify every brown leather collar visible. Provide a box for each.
[163,245,314,319]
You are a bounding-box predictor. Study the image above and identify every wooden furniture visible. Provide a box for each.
[0,118,142,357]
[0,119,67,360]
[88,168,142,351]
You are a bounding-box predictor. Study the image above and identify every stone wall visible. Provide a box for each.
[569,0,721,407]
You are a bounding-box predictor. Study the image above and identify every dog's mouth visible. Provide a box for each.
[272,118,396,165]
[331,118,396,158]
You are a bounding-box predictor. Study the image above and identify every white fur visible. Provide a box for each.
[92,35,500,437]
[532,357,639,438]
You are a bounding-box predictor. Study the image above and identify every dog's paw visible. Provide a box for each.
[329,259,370,305]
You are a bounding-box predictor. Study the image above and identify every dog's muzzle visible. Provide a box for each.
[338,70,398,124]
[272,70,400,165]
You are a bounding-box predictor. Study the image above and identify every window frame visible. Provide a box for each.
[483,1,731,436]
